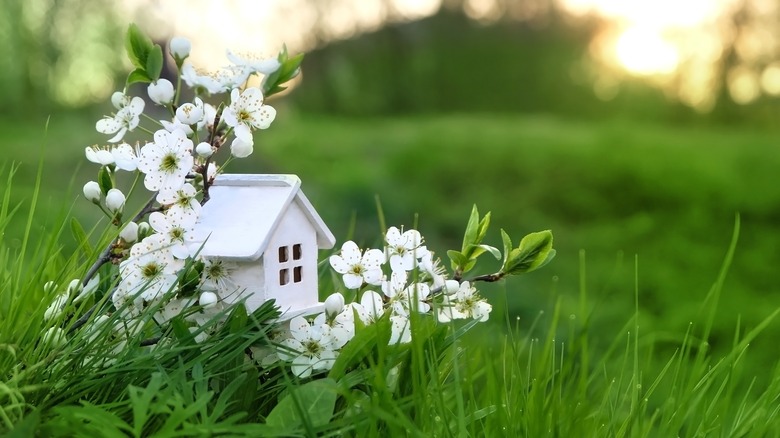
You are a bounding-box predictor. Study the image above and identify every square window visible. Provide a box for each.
[293,266,302,283]
[278,246,288,263]
[293,244,302,260]
[279,268,289,285]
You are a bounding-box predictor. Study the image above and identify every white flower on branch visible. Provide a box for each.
[176,98,205,125]
[437,281,492,323]
[160,117,194,136]
[149,211,199,259]
[85,145,114,166]
[279,316,349,378]
[111,143,139,171]
[329,241,384,289]
[226,49,281,75]
[223,87,276,145]
[157,183,201,222]
[385,227,426,272]
[181,64,225,95]
[118,235,183,302]
[137,129,194,192]
[96,95,145,143]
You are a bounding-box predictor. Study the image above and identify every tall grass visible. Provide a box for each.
[2,159,780,436]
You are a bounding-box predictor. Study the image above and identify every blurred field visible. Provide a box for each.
[3,110,779,371]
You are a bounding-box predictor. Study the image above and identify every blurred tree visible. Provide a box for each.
[0,0,123,114]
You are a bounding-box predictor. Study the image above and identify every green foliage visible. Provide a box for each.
[500,229,555,276]
[263,46,305,98]
[124,24,163,86]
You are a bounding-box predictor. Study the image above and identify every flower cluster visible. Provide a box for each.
[67,28,302,344]
[272,226,492,377]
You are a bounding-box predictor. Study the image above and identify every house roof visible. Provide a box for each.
[193,174,336,261]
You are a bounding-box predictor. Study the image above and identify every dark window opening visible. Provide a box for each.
[279,268,289,285]
[293,244,302,260]
[278,246,288,263]
[293,266,302,283]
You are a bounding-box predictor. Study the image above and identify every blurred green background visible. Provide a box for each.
[2,0,779,370]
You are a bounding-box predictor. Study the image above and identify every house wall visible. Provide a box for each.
[226,259,266,313]
[263,200,320,315]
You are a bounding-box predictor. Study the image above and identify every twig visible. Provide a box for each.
[200,108,223,205]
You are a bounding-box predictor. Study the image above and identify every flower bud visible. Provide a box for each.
[105,188,126,213]
[43,281,58,294]
[111,91,129,109]
[120,221,139,243]
[200,291,218,307]
[83,181,101,203]
[176,102,203,125]
[170,37,191,60]
[138,222,151,238]
[67,279,82,295]
[230,137,253,158]
[148,79,175,105]
[44,292,69,321]
[195,142,213,157]
[324,293,345,316]
[42,327,67,348]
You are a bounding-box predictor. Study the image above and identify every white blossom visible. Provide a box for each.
[200,258,240,298]
[160,117,194,136]
[329,241,384,289]
[137,129,194,192]
[96,96,145,143]
[230,136,253,158]
[156,183,201,222]
[181,64,225,94]
[176,98,204,125]
[437,281,492,323]
[118,234,182,302]
[149,211,199,259]
[85,145,114,166]
[385,227,425,272]
[279,316,348,378]
[389,315,412,344]
[222,87,276,144]
[111,143,139,171]
[226,49,281,75]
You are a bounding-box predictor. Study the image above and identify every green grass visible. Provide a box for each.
[2,110,780,434]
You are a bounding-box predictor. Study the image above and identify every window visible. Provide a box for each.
[277,244,303,286]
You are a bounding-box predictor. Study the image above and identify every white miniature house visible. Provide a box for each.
[193,174,336,319]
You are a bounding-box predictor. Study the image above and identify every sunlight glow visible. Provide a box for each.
[614,27,679,75]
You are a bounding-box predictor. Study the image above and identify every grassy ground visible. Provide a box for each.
[2,110,780,433]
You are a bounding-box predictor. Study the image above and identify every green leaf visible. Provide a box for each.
[447,250,468,271]
[145,45,164,81]
[476,212,491,243]
[477,244,501,260]
[500,229,513,266]
[328,313,381,379]
[502,230,555,275]
[70,218,93,257]
[226,303,248,334]
[125,23,153,69]
[126,68,152,86]
[461,205,480,253]
[279,53,304,80]
[98,166,113,195]
[265,379,339,431]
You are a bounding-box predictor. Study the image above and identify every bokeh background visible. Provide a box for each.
[2,0,779,372]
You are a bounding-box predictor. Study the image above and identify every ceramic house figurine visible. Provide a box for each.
[193,174,336,319]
